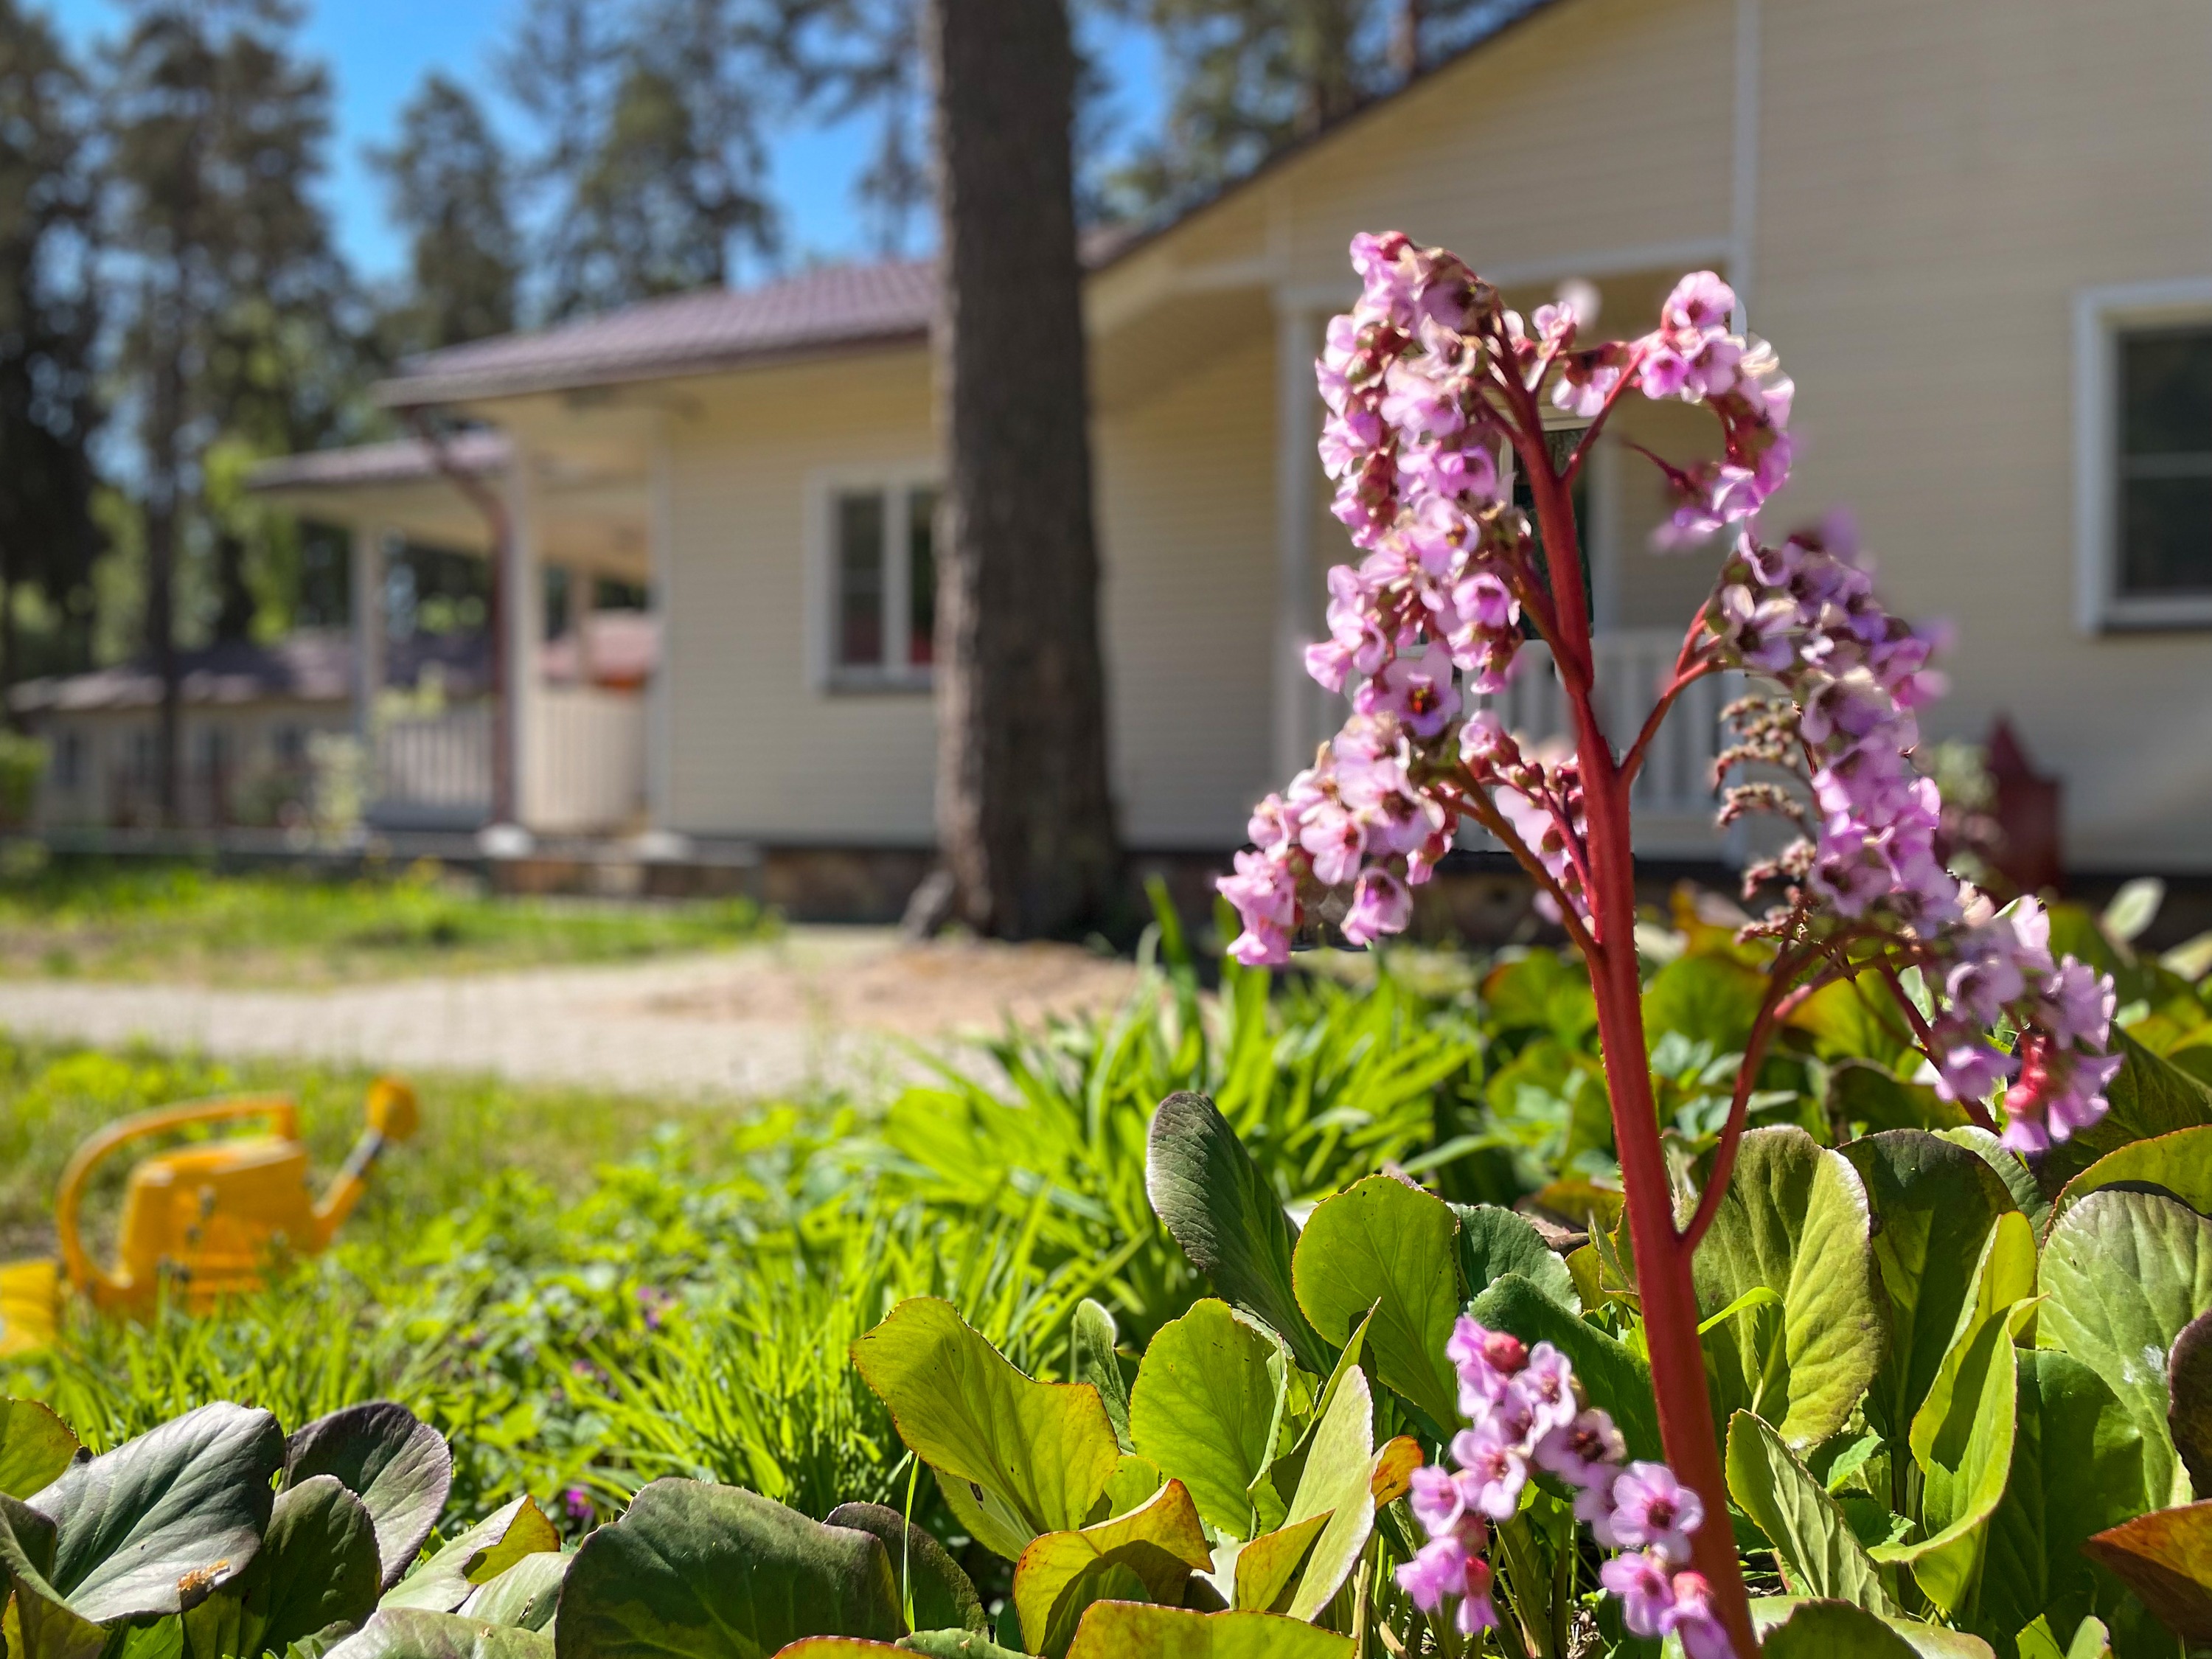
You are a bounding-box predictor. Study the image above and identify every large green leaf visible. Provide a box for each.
[851,1298,1123,1560]
[0,1402,78,1502]
[824,1506,984,1637]
[1751,1598,1923,1658]
[250,1475,383,1657]
[1690,1127,1889,1450]
[1871,1296,2023,1613]
[2031,1032,2212,1198]
[2039,1189,2212,1508]
[1935,1128,2050,1239]
[1466,1274,1662,1461]
[1146,1093,1329,1374]
[382,1496,560,1613]
[0,1493,105,1659]
[1746,1597,1994,1658]
[1979,1351,2148,1647]
[1725,1412,1895,1613]
[285,1402,455,1590]
[1062,1602,1353,1658]
[1279,1361,1374,1621]
[1012,1481,1209,1658]
[2173,1309,2212,1498]
[553,1480,902,1659]
[328,1608,554,1659]
[1127,1301,1281,1538]
[27,1400,282,1622]
[1291,1176,1460,1431]
[1453,1204,1578,1313]
[1841,1130,2011,1443]
[2080,1500,2212,1643]
[2051,1125,2212,1227]
[458,1552,571,1632]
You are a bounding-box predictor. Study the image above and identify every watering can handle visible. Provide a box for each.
[55,1096,298,1305]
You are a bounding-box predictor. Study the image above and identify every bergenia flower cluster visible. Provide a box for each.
[1397,1317,1729,1658]
[1217,232,2123,1152]
[1698,522,2119,1151]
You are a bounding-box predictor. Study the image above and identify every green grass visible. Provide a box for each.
[0,855,774,987]
[0,1035,742,1258]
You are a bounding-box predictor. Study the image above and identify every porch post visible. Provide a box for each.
[646,428,675,830]
[1273,300,1321,782]
[502,445,543,830]
[349,521,384,751]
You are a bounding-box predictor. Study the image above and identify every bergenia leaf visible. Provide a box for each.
[2039,1189,2212,1509]
[1127,1300,1281,1539]
[1689,1126,1889,1451]
[851,1298,1121,1561]
[28,1399,283,1622]
[552,1479,902,1659]
[1291,1175,1461,1432]
[284,1402,454,1591]
[1146,1093,1330,1374]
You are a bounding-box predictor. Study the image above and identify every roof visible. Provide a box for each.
[247,430,510,493]
[380,260,938,407]
[366,1,1562,411]
[7,630,494,716]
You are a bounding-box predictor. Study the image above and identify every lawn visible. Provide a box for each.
[0,855,774,986]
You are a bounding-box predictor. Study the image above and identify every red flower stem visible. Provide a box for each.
[1521,448,1759,1659]
[1679,945,1818,1253]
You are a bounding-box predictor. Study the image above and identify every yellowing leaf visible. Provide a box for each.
[1012,1480,1209,1659]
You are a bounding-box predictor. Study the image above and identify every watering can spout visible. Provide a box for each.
[312,1077,420,1246]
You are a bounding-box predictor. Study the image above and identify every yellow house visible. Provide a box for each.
[242,0,2212,883]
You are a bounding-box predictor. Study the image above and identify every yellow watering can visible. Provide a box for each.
[0,1077,419,1357]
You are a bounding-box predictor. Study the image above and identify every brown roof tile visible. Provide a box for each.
[380,259,936,407]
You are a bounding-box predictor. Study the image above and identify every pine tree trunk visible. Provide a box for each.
[922,0,1119,938]
[147,317,184,828]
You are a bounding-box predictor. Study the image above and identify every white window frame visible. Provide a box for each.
[2073,278,2212,633]
[807,462,941,693]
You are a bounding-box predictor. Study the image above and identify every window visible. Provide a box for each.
[54,730,83,790]
[2076,282,2212,629]
[2117,328,2212,599]
[820,475,939,688]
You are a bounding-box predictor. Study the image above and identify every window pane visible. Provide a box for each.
[2121,475,2212,595]
[2121,328,2212,456]
[835,491,885,667]
[908,487,939,667]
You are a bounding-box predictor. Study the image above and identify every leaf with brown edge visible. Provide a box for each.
[2081,1500,2212,1642]
[1012,1481,1210,1659]
[1228,1513,1329,1613]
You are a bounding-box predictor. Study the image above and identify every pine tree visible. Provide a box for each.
[370,73,520,354]
[103,0,347,818]
[505,0,776,316]
[924,0,1119,937]
[0,0,102,712]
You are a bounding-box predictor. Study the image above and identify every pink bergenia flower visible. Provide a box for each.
[1448,1421,1528,1520]
[1507,1342,1579,1441]
[1599,1549,1677,1638]
[1343,868,1413,946]
[1356,642,1461,737]
[1602,1462,1705,1563]
[1534,1406,1626,1486]
[1394,1535,1470,1611]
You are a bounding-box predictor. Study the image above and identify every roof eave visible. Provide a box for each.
[375,325,933,411]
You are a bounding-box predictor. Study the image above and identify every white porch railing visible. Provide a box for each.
[528,685,647,834]
[376,701,493,826]
[1472,629,1740,857]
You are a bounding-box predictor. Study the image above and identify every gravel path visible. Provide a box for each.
[0,928,1142,1099]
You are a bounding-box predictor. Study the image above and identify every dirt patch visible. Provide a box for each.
[644,933,1145,1037]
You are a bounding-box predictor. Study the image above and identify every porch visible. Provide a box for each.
[250,430,659,841]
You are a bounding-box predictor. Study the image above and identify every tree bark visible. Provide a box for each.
[146,309,184,827]
[922,0,1119,938]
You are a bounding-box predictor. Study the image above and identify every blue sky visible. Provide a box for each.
[41,0,1166,285]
